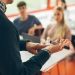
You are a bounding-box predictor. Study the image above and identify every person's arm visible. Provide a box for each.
[20,40,30,51]
[65,26,72,41]
[22,39,70,75]
[33,16,43,29]
[41,25,51,44]
[31,25,43,30]
[23,50,50,75]
[30,16,43,30]
[65,26,74,51]
[28,16,43,35]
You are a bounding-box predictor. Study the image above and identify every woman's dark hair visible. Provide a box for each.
[61,0,67,9]
[17,1,26,7]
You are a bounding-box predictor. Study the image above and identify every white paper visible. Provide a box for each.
[20,49,73,72]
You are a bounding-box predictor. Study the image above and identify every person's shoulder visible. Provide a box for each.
[0,19,18,34]
[65,24,71,32]
[13,17,20,22]
[47,24,53,29]
[28,15,36,19]
[7,20,18,30]
[65,24,71,29]
[47,21,56,28]
[0,12,18,32]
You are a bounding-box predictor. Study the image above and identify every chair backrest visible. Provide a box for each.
[35,28,44,37]
[71,35,75,48]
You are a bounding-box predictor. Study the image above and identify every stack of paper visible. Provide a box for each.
[20,49,73,72]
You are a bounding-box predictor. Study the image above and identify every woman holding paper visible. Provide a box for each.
[41,6,74,50]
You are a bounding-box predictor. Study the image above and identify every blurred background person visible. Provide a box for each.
[58,0,70,20]
[13,1,43,36]
[58,0,75,30]
[58,0,75,28]
[41,6,74,51]
[50,0,70,28]
[58,0,75,59]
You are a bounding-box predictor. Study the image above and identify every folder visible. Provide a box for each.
[20,49,73,72]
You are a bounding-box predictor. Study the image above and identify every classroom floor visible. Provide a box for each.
[42,58,75,75]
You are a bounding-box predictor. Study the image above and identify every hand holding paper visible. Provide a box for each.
[44,39,70,54]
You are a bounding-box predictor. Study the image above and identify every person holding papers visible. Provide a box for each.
[41,6,74,50]
[0,0,70,75]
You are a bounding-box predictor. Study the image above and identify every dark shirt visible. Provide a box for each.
[13,15,41,35]
[0,10,50,75]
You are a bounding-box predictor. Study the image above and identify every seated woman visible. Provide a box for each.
[41,6,74,50]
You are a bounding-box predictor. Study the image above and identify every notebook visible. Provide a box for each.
[20,49,73,72]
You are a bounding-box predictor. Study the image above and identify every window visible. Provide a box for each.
[65,0,75,5]
[6,0,47,15]
[50,0,56,7]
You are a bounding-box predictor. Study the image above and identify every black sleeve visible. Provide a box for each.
[0,11,50,75]
[0,23,19,51]
[20,40,30,51]
[23,50,50,75]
